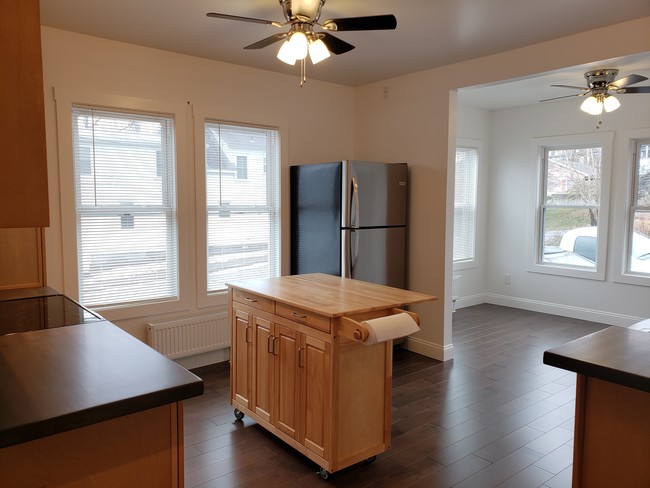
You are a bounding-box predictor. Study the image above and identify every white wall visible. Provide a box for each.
[355,17,650,360]
[40,17,650,365]
[40,27,356,366]
[467,94,650,324]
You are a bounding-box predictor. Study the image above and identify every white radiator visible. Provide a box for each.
[147,313,229,359]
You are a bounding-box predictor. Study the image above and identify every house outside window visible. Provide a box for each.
[204,121,280,292]
[529,133,613,280]
[453,146,479,266]
[71,106,178,308]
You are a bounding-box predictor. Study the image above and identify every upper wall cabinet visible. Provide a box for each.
[0,0,49,228]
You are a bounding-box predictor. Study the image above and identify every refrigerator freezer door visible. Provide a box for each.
[342,227,406,289]
[343,161,407,228]
[290,163,342,276]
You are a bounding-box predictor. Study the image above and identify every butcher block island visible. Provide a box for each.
[227,273,437,479]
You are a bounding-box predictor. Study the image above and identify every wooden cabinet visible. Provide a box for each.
[0,0,49,228]
[228,274,436,477]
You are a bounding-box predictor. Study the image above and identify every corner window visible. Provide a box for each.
[71,106,178,307]
[529,133,612,280]
[626,139,650,276]
[453,146,479,266]
[204,122,280,292]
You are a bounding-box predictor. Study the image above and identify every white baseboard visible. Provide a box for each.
[404,336,454,361]
[456,293,644,327]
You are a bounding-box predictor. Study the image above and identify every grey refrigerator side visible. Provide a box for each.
[341,227,406,289]
[342,161,408,228]
[290,162,343,276]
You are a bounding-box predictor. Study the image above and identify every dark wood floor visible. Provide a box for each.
[183,304,608,488]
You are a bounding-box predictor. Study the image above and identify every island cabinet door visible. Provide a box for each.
[252,316,273,423]
[273,324,301,439]
[231,308,253,409]
[300,334,332,459]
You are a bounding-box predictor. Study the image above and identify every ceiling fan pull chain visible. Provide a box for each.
[300,58,307,87]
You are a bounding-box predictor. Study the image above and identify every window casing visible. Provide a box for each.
[204,121,280,293]
[453,146,479,266]
[529,133,612,280]
[625,139,650,277]
[71,106,178,308]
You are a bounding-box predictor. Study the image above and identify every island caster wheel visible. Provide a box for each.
[317,467,330,480]
[233,408,244,420]
[364,455,377,464]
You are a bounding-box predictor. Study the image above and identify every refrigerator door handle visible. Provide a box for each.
[350,229,359,279]
[350,175,360,228]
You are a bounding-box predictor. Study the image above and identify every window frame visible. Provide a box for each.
[453,139,481,270]
[527,132,613,280]
[613,130,650,287]
[55,89,191,320]
[193,106,288,308]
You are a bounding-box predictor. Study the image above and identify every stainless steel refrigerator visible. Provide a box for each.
[290,160,407,288]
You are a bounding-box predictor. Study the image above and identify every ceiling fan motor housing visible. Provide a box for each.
[280,0,325,23]
[585,69,618,91]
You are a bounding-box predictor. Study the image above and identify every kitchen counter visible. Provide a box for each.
[0,320,203,448]
[543,326,650,487]
[0,289,204,487]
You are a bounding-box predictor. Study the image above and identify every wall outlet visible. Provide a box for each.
[504,274,511,285]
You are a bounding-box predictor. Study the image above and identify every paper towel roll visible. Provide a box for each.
[361,313,420,345]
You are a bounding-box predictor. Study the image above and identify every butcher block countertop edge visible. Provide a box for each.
[226,273,437,317]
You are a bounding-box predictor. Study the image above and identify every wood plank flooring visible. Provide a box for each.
[183,304,608,487]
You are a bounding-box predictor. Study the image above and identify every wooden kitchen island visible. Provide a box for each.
[543,326,650,488]
[227,273,436,478]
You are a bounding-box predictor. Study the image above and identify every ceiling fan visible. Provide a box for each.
[206,0,397,85]
[541,69,650,124]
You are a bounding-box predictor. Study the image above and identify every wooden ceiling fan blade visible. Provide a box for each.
[323,14,397,31]
[320,33,355,55]
[612,74,648,88]
[244,34,286,50]
[206,12,282,27]
[620,86,650,94]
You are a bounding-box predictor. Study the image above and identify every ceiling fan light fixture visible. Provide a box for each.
[288,31,309,60]
[277,40,297,65]
[603,95,620,113]
[580,95,603,116]
[308,38,330,64]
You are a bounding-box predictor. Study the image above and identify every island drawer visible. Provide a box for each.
[232,289,275,313]
[276,302,330,333]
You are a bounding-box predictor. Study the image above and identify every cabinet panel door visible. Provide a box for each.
[274,324,300,439]
[232,309,252,408]
[301,334,331,458]
[252,316,273,423]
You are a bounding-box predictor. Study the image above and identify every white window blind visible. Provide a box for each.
[454,147,478,263]
[205,121,280,292]
[72,106,178,307]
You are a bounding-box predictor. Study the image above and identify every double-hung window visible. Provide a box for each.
[531,133,612,279]
[453,145,479,266]
[204,121,280,293]
[626,139,650,276]
[71,106,178,308]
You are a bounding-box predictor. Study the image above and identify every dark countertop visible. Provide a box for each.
[0,320,204,448]
[543,326,650,393]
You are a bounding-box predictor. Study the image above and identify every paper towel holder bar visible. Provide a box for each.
[338,308,420,343]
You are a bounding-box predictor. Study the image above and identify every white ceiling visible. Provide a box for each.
[40,0,650,109]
